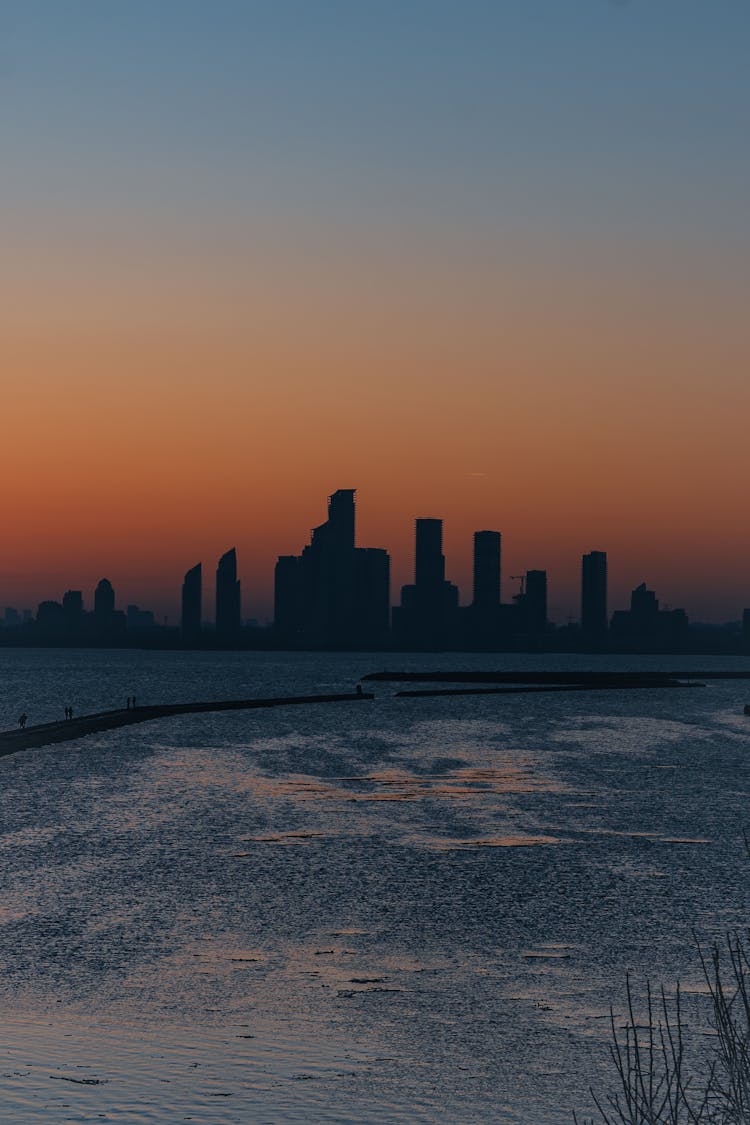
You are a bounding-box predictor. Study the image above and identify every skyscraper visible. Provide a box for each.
[354,547,390,643]
[273,490,390,646]
[630,582,659,629]
[216,549,241,637]
[415,518,445,591]
[581,551,607,639]
[274,555,304,638]
[181,563,202,644]
[303,489,357,642]
[322,488,355,553]
[472,531,501,609]
[394,518,459,646]
[94,578,115,619]
[62,590,84,632]
[92,578,124,638]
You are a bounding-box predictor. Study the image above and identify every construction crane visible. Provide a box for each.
[510,575,526,597]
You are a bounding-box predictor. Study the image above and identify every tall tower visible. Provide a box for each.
[394,518,458,646]
[181,563,202,644]
[325,489,356,552]
[581,551,607,638]
[94,578,115,619]
[273,489,391,646]
[472,531,501,609]
[216,549,241,636]
[415,519,445,590]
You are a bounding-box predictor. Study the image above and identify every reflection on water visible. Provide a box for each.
[0,649,749,1123]
[424,833,562,849]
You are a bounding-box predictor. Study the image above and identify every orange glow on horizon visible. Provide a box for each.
[2,224,749,624]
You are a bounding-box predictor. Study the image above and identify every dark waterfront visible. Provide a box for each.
[1,649,749,1122]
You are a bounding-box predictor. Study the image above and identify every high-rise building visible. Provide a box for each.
[472,531,501,609]
[394,518,459,646]
[322,488,355,553]
[92,578,125,637]
[274,555,304,637]
[181,563,202,644]
[94,579,115,619]
[62,590,84,629]
[581,551,607,639]
[273,490,390,646]
[303,489,357,642]
[415,518,445,590]
[354,547,390,643]
[630,582,659,629]
[216,549,241,636]
[610,582,688,647]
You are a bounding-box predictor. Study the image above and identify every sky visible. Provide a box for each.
[1,0,749,624]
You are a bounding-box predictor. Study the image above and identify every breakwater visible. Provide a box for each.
[0,691,374,757]
[364,670,734,686]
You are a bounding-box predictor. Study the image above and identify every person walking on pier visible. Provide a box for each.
[18,713,27,729]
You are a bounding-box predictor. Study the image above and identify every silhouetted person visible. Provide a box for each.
[356,684,363,696]
[126,696,131,710]
[68,706,73,720]
[132,695,137,709]
[18,713,27,729]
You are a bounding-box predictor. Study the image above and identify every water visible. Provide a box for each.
[0,648,749,1122]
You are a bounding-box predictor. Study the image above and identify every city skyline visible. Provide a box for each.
[2,1,749,626]
[2,488,748,639]
[3,7,749,1123]
[2,517,745,628]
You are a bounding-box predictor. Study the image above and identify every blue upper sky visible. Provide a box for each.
[2,0,748,244]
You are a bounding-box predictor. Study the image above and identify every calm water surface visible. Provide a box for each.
[1,649,749,1122]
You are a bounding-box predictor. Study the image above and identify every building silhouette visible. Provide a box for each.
[394,518,459,647]
[90,579,126,639]
[6,484,747,654]
[216,549,241,636]
[36,600,65,632]
[274,555,304,636]
[610,582,689,649]
[354,547,391,644]
[581,551,607,641]
[304,488,357,642]
[181,563,202,644]
[473,531,501,609]
[630,582,659,631]
[524,570,548,634]
[62,590,84,632]
[464,530,502,645]
[126,604,155,630]
[273,489,390,647]
[94,579,115,620]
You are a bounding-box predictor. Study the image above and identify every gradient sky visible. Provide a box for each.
[2,0,749,623]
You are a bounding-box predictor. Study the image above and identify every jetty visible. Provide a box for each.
[0,691,374,758]
[364,670,721,687]
[395,682,702,699]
